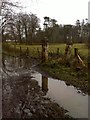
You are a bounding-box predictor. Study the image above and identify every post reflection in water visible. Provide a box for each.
[42,76,48,94]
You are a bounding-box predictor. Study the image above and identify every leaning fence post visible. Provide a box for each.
[74,48,85,67]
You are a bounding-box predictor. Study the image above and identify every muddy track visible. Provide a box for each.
[2,56,74,119]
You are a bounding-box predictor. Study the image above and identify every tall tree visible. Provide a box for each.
[50,19,57,27]
[29,13,40,44]
[43,16,50,30]
[1,0,20,42]
[63,25,73,43]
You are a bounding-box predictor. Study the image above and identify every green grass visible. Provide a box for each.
[72,44,88,58]
[2,43,41,57]
[49,43,88,58]
[40,60,88,94]
[3,43,88,59]
[2,42,88,93]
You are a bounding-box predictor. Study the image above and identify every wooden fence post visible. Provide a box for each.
[64,44,72,60]
[42,38,49,62]
[57,48,59,55]
[14,44,16,57]
[74,48,78,57]
[20,46,22,57]
[37,48,40,57]
[26,47,29,56]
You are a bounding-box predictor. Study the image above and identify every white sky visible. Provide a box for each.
[88,1,90,23]
[14,0,89,26]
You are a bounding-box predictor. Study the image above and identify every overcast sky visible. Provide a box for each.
[15,0,89,26]
[88,1,90,23]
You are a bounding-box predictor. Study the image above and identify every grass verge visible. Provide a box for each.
[39,59,88,94]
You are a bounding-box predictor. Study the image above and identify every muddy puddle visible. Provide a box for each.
[1,55,89,119]
[31,71,88,118]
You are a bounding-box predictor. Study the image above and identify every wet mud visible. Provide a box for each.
[2,56,73,119]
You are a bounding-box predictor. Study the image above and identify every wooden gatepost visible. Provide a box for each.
[65,44,72,60]
[42,37,49,62]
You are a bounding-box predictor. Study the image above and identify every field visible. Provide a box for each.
[3,43,88,59]
[2,42,89,93]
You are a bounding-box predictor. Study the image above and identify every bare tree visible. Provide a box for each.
[1,0,21,41]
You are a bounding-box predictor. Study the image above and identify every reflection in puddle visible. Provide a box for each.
[2,55,31,71]
[31,71,88,118]
[42,76,48,95]
[2,55,88,118]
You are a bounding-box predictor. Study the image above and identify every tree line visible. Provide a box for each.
[1,0,89,44]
